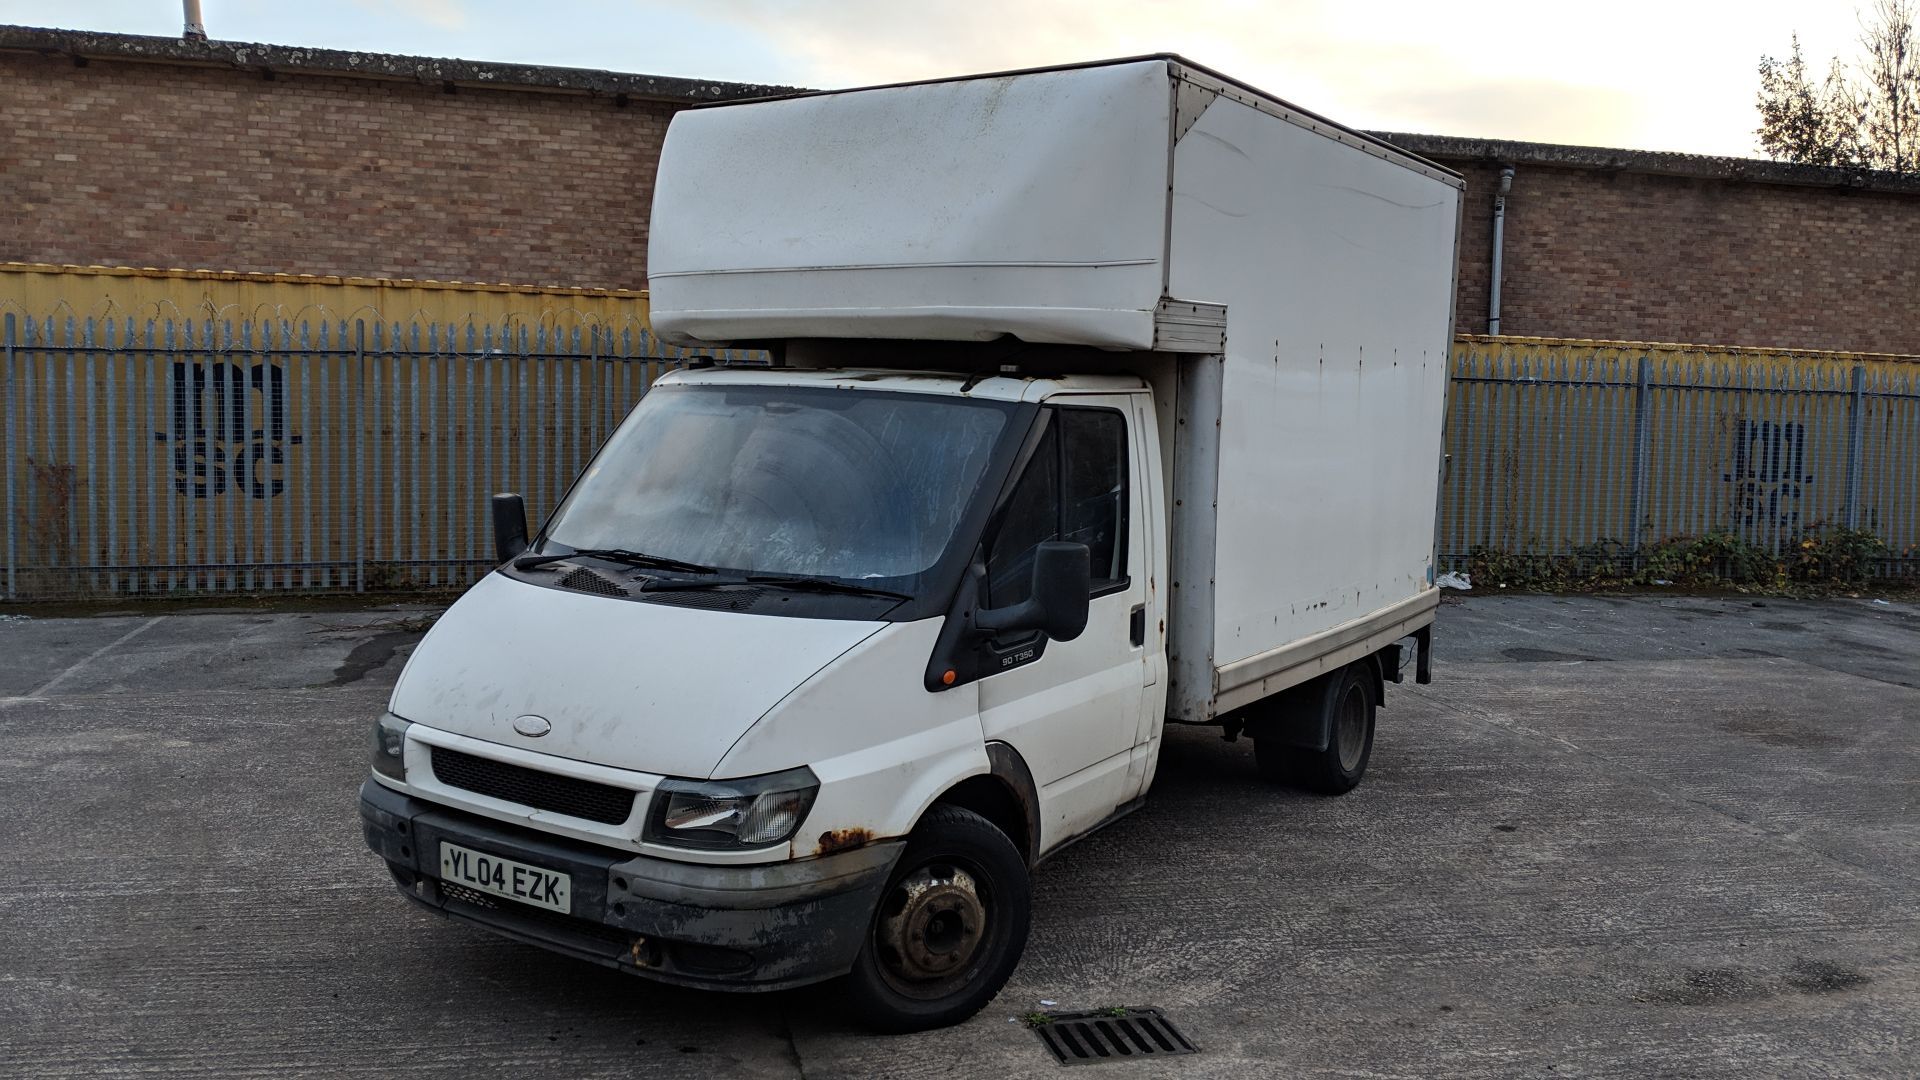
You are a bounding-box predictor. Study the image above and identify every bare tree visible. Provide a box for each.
[1857,0,1920,171]
[1757,0,1920,172]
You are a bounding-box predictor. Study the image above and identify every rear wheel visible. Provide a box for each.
[844,804,1031,1032]
[1253,662,1377,794]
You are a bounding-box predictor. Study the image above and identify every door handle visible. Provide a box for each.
[1129,604,1146,647]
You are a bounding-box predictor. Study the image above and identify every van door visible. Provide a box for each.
[975,395,1149,855]
[1125,392,1168,799]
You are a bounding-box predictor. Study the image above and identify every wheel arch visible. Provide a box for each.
[1248,652,1388,752]
[926,742,1040,867]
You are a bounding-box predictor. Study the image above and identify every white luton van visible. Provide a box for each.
[360,56,1461,1031]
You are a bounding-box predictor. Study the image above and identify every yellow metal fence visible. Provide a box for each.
[0,261,652,335]
[4,261,1917,598]
[1442,336,1920,573]
[1,266,759,598]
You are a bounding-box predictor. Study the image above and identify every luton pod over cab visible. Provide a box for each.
[359,55,1460,1031]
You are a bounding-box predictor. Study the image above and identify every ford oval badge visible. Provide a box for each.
[511,714,552,738]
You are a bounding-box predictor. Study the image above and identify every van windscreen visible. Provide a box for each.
[541,383,1013,588]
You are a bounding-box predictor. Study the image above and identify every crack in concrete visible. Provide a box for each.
[778,1011,808,1079]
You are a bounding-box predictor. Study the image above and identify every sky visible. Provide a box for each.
[0,0,1873,158]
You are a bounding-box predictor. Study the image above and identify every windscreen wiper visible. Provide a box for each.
[642,574,911,601]
[514,548,717,575]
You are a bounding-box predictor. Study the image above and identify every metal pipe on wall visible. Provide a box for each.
[182,0,206,41]
[1487,165,1515,335]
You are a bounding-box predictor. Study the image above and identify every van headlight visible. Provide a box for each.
[369,713,411,781]
[646,766,819,849]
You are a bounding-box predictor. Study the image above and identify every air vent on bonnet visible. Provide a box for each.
[640,587,767,612]
[555,565,628,598]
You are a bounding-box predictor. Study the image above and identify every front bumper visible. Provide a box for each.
[359,778,902,992]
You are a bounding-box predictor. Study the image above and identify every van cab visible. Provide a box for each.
[364,367,1168,1028]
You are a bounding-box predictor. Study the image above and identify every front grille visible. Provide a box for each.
[441,881,633,954]
[430,747,636,824]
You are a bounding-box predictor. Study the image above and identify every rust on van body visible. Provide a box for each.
[815,827,876,855]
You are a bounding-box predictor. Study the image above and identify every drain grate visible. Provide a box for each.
[1029,1007,1196,1066]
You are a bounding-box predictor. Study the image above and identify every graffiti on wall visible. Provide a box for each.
[1724,419,1812,531]
[155,362,304,498]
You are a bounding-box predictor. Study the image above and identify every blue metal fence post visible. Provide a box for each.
[1629,354,1653,567]
[589,325,602,450]
[3,313,15,599]
[1844,364,1866,530]
[354,319,367,593]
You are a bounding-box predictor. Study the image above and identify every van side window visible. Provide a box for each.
[1060,408,1128,587]
[985,407,1129,609]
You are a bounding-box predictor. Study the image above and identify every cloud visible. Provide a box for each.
[1360,79,1650,147]
[645,0,1647,147]
[5,0,1858,157]
[653,0,1273,86]
[351,0,469,31]
[631,0,1850,156]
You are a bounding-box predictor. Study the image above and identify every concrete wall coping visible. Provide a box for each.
[0,23,797,103]
[1375,131,1920,196]
[8,24,1917,196]
[1,261,650,298]
[1458,333,1920,363]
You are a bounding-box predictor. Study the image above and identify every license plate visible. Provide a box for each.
[439,842,571,914]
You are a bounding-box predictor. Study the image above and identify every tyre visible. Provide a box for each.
[1253,662,1377,795]
[844,804,1032,1032]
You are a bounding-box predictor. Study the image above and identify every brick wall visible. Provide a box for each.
[0,50,673,290]
[8,40,1920,355]
[1437,157,1920,354]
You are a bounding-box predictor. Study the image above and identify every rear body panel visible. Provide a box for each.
[1163,69,1457,717]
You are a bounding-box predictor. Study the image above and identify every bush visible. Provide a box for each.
[1464,525,1895,593]
[1640,530,1781,588]
[1786,527,1886,587]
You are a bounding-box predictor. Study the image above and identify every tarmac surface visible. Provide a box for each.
[1,592,1915,1078]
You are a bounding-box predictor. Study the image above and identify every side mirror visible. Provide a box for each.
[491,492,529,562]
[975,541,1090,642]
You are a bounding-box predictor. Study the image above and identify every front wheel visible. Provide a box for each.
[844,804,1031,1032]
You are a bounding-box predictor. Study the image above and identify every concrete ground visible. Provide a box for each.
[1,593,1915,1078]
